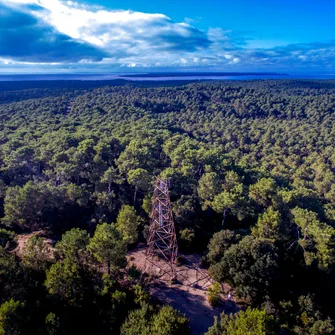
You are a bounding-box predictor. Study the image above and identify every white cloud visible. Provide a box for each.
[0,58,10,65]
[1,0,335,71]
[2,0,211,66]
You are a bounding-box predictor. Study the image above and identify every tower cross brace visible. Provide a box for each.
[146,178,178,279]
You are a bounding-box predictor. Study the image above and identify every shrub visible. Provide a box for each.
[208,282,222,307]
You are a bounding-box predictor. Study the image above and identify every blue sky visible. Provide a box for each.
[83,0,335,46]
[0,0,334,73]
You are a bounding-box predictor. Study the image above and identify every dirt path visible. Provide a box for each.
[14,230,54,257]
[127,245,239,335]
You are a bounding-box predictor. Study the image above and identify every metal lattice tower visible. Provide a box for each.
[146,178,178,279]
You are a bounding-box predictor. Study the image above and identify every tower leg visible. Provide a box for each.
[146,178,178,281]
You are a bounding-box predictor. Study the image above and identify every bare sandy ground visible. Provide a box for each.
[127,245,239,335]
[14,230,54,257]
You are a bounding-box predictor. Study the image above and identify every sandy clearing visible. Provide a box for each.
[127,244,239,335]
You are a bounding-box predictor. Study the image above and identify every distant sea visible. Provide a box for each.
[0,73,335,81]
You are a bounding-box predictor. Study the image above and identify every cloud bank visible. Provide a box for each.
[0,3,108,62]
[0,0,334,72]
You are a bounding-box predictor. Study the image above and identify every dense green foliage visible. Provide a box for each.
[121,304,190,335]
[0,228,15,248]
[116,205,141,245]
[0,226,187,334]
[205,307,278,335]
[1,79,335,333]
[0,300,25,335]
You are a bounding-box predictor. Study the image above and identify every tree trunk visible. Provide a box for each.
[133,186,137,207]
[222,208,229,227]
[107,260,110,275]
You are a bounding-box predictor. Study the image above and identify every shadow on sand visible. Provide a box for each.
[150,281,239,335]
[127,245,240,335]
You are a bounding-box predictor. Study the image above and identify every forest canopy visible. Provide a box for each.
[1,79,335,334]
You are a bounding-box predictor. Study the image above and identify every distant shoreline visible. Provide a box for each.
[120,72,287,77]
[0,73,335,82]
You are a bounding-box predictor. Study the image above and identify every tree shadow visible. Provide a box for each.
[150,281,239,335]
